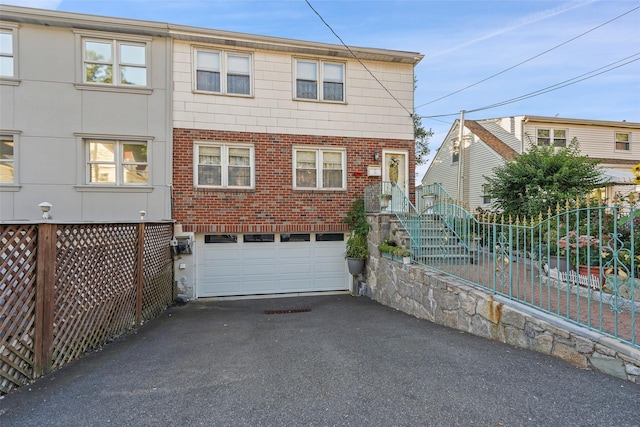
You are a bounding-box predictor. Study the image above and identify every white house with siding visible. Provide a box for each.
[421,116,639,212]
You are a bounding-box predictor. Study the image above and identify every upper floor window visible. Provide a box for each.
[195,143,254,188]
[452,139,459,163]
[83,38,147,86]
[0,134,14,183]
[294,148,345,190]
[87,140,148,185]
[481,184,491,205]
[295,59,344,102]
[537,128,566,148]
[615,132,630,151]
[0,29,15,78]
[195,49,252,95]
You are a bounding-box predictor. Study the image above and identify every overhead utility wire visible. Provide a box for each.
[415,4,640,110]
[420,52,640,119]
[466,53,640,113]
[304,0,414,117]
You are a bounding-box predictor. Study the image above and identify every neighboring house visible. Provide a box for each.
[0,5,172,221]
[421,116,640,213]
[170,24,421,298]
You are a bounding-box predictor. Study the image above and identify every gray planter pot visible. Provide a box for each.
[347,258,365,275]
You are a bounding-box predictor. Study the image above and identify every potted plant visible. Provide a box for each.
[421,192,436,213]
[343,199,371,275]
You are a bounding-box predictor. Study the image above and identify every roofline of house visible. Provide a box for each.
[522,116,640,129]
[0,4,424,64]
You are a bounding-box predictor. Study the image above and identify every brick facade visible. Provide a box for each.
[173,128,415,233]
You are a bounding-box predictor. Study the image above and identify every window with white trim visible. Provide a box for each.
[86,140,148,185]
[195,143,254,188]
[537,128,566,147]
[452,139,459,163]
[294,148,345,190]
[615,132,630,151]
[295,59,344,102]
[83,38,148,86]
[195,49,252,95]
[0,29,15,78]
[0,134,15,183]
[481,184,491,205]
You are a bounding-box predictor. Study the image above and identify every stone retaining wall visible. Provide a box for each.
[363,214,640,383]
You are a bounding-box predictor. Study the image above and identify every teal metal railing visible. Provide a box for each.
[365,183,638,348]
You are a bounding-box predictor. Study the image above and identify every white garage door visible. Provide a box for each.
[196,233,350,297]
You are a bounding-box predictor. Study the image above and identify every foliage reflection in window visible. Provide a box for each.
[87,140,148,185]
[0,135,14,183]
[84,39,147,86]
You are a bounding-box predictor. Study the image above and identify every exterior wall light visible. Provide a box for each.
[38,202,52,221]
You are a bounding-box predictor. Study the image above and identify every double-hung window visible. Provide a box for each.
[83,38,148,86]
[0,135,15,183]
[294,148,345,190]
[295,59,344,102]
[195,49,252,95]
[0,28,15,78]
[195,143,254,188]
[86,140,148,185]
[615,132,630,151]
[537,128,567,148]
[481,184,492,205]
[452,140,460,163]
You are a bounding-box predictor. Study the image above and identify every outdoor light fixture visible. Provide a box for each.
[373,149,380,161]
[140,210,146,221]
[38,202,52,220]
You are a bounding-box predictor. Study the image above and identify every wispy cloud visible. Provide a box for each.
[429,0,597,58]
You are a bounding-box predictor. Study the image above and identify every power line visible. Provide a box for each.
[415,4,640,110]
[304,0,414,117]
[420,52,640,119]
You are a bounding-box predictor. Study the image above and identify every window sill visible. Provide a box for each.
[193,90,254,98]
[293,97,346,105]
[74,185,153,193]
[194,187,255,193]
[74,83,153,95]
[0,184,21,192]
[0,78,21,86]
[293,188,347,193]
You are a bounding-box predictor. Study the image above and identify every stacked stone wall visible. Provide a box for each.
[364,214,640,383]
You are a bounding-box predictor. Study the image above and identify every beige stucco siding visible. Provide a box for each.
[172,41,415,139]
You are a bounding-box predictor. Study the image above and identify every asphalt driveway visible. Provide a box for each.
[1,294,638,426]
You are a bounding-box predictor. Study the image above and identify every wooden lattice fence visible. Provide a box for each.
[0,222,173,395]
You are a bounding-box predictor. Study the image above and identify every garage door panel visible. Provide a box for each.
[197,235,349,297]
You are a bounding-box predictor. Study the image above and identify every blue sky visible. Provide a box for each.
[4,0,640,180]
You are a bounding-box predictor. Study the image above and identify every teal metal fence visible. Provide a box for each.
[365,182,638,348]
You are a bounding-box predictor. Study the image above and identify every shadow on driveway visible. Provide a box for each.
[1,294,639,426]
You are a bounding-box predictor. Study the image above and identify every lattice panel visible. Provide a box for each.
[0,225,37,394]
[51,224,138,370]
[141,224,174,321]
